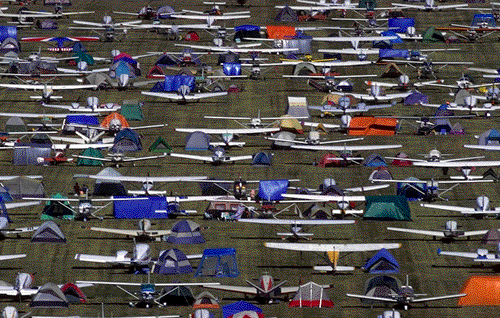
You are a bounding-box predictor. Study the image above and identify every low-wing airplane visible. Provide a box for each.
[203,273,331,304]
[437,243,500,264]
[168,147,253,165]
[238,218,355,241]
[387,220,492,241]
[264,241,401,271]
[70,16,143,42]
[421,98,500,117]
[421,196,500,218]
[174,43,298,55]
[341,84,412,102]
[20,36,100,52]
[175,127,278,148]
[0,83,97,102]
[83,219,171,242]
[141,87,227,103]
[72,152,168,168]
[41,97,122,114]
[308,96,396,116]
[346,275,466,310]
[391,0,467,11]
[267,131,363,146]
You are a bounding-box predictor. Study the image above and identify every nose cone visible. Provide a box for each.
[77,61,88,71]
[103,15,112,25]
[3,307,18,318]
[0,217,8,230]
[119,74,130,87]
[87,96,98,108]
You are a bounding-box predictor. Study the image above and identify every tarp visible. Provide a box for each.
[84,72,114,87]
[114,196,178,219]
[266,25,296,39]
[458,276,500,305]
[348,117,398,136]
[77,148,103,166]
[149,137,172,153]
[193,291,220,309]
[363,248,400,274]
[31,221,66,243]
[274,7,298,22]
[0,26,17,42]
[185,131,211,151]
[288,282,334,308]
[364,154,387,167]
[195,248,239,277]
[30,283,68,308]
[158,75,195,92]
[364,196,411,220]
[252,152,273,166]
[2,176,45,199]
[64,115,99,134]
[379,49,409,59]
[154,248,193,275]
[120,100,143,121]
[166,220,205,244]
[258,179,288,201]
[380,31,402,44]
[388,18,415,33]
[404,91,428,105]
[112,128,142,152]
[223,301,262,318]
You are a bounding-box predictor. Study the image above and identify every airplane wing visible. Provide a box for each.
[169,153,217,162]
[464,145,500,150]
[203,284,257,295]
[462,230,490,237]
[281,193,366,202]
[0,254,26,261]
[75,254,128,263]
[141,91,227,100]
[238,219,355,225]
[318,48,381,55]
[435,4,468,10]
[0,83,97,90]
[0,112,88,119]
[413,161,500,168]
[222,155,254,162]
[170,14,251,20]
[121,154,167,163]
[264,242,401,252]
[386,227,445,238]
[0,287,19,296]
[290,144,402,151]
[80,175,208,182]
[4,201,40,209]
[72,155,112,162]
[391,3,425,9]
[175,128,279,134]
[313,36,398,42]
[346,293,398,303]
[437,249,480,259]
[420,203,475,213]
[85,227,171,237]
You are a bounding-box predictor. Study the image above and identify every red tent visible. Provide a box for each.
[318,153,350,167]
[391,152,413,166]
[185,31,200,41]
[288,282,334,308]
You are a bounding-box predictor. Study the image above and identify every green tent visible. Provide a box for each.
[358,0,376,9]
[363,196,411,221]
[422,27,445,42]
[149,137,172,153]
[73,51,94,66]
[120,100,144,121]
[41,193,73,220]
[76,148,103,166]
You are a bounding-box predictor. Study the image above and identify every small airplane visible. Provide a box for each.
[415,74,496,90]
[289,143,402,154]
[238,218,355,241]
[169,11,251,27]
[346,275,466,310]
[203,112,308,129]
[202,273,331,304]
[141,86,227,103]
[421,97,500,117]
[308,96,396,116]
[41,96,121,114]
[0,83,97,102]
[387,220,493,241]
[0,197,41,239]
[312,35,398,52]
[391,0,468,11]
[267,131,363,146]
[383,59,474,80]
[437,243,500,265]
[175,127,278,148]
[70,16,143,42]
[364,75,442,91]
[113,5,172,20]
[83,219,172,242]
[168,147,253,165]
[436,23,500,42]
[72,152,168,168]
[341,84,412,102]
[20,36,100,52]
[264,241,401,271]
[174,43,298,55]
[280,193,367,216]
[288,74,377,93]
[421,196,500,218]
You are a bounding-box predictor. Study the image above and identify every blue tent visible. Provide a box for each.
[380,31,403,44]
[223,63,241,76]
[0,26,17,41]
[472,14,495,27]
[166,220,205,244]
[397,178,425,201]
[222,301,262,318]
[0,198,11,222]
[363,248,400,273]
[154,249,193,275]
[252,151,273,166]
[114,196,179,219]
[388,18,415,33]
[364,154,387,167]
[163,75,195,92]
[258,179,289,201]
[404,91,428,105]
[195,248,239,277]
[379,49,409,59]
[477,129,500,145]
[434,104,454,117]
[433,118,452,135]
[185,131,211,151]
[112,128,142,152]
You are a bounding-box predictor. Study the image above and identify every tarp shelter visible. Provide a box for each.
[193,291,220,309]
[458,276,500,305]
[5,116,25,132]
[30,283,69,308]
[100,112,130,130]
[362,248,400,274]
[234,25,261,42]
[166,220,205,244]
[404,91,428,105]
[149,137,172,153]
[392,152,413,166]
[158,285,195,306]
[388,18,415,33]
[477,129,500,146]
[92,167,127,196]
[274,6,299,21]
[2,176,45,199]
[252,152,273,166]
[380,31,403,44]
[13,143,52,166]
[380,63,403,78]
[111,128,142,152]
[472,14,495,27]
[258,179,288,201]
[185,131,211,150]
[364,196,411,220]
[348,117,398,136]
[481,229,500,245]
[223,63,241,76]
[195,248,239,277]
[222,301,262,318]
[120,100,143,121]
[369,168,393,181]
[60,283,86,303]
[114,196,178,219]
[31,221,66,243]
[423,27,445,42]
[266,25,296,39]
[364,154,387,167]
[287,96,310,119]
[288,282,334,308]
[41,194,73,220]
[154,248,193,275]
[76,148,103,166]
[363,276,400,304]
[279,116,303,134]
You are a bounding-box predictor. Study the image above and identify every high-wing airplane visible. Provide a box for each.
[70,16,143,41]
[364,75,442,91]
[238,218,355,241]
[83,219,171,242]
[72,152,168,168]
[41,97,121,114]
[169,12,251,27]
[20,36,100,52]
[383,59,474,80]
[168,147,253,165]
[264,241,401,271]
[267,131,364,146]
[174,43,298,55]
[175,127,278,148]
[391,0,468,11]
[141,87,227,103]
[0,198,41,239]
[308,96,396,116]
[346,275,466,310]
[0,83,97,102]
[341,84,412,102]
[312,35,398,52]
[387,220,492,241]
[435,24,500,42]
[421,97,500,117]
[415,74,496,90]
[203,112,308,129]
[202,273,331,303]
[421,196,500,218]
[281,193,367,216]
[289,143,402,153]
[437,244,500,264]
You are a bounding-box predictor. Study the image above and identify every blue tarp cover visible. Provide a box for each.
[223,63,241,76]
[234,25,261,32]
[379,49,409,59]
[381,31,403,44]
[65,115,99,125]
[222,301,262,318]
[0,26,17,42]
[472,14,495,27]
[161,75,196,92]
[258,179,289,201]
[114,196,173,219]
[388,18,415,33]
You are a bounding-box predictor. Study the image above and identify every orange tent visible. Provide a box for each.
[100,112,130,129]
[266,25,296,39]
[348,117,398,136]
[458,276,500,306]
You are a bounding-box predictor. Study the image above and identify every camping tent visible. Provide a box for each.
[380,63,403,78]
[252,152,273,166]
[60,283,86,303]
[258,179,289,201]
[481,229,500,245]
[30,283,69,308]
[112,128,143,152]
[120,100,143,121]
[423,27,445,42]
[476,129,500,146]
[270,131,296,149]
[185,131,211,150]
[432,119,452,135]
[451,122,465,135]
[362,248,400,274]
[363,196,411,220]
[458,276,500,305]
[274,6,299,21]
[288,282,334,308]
[279,116,303,134]
[31,221,66,243]
[159,285,195,306]
[293,63,316,76]
[166,220,205,244]
[154,249,193,275]
[364,154,387,167]
[234,25,261,42]
[2,176,45,199]
[193,291,220,309]
[92,167,127,196]
[195,248,239,277]
[362,276,401,304]
[76,148,103,166]
[41,194,73,220]
[318,153,351,167]
[392,152,412,166]
[5,116,26,132]
[404,91,428,105]
[397,178,425,201]
[223,301,262,318]
[369,168,393,181]
[149,137,172,153]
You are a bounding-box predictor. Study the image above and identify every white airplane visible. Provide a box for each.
[289,143,402,152]
[281,193,367,216]
[308,97,396,116]
[437,243,500,264]
[174,43,298,55]
[387,220,492,241]
[264,241,401,271]
[202,273,330,304]
[0,272,92,298]
[169,12,251,27]
[71,16,142,29]
[72,152,168,168]
[238,218,355,241]
[142,87,227,103]
[83,219,171,242]
[0,83,97,102]
[364,76,442,91]
[6,8,95,18]
[176,127,278,148]
[168,147,253,165]
[342,84,412,102]
[391,0,468,11]
[421,196,500,217]
[204,112,308,129]
[416,75,496,90]
[347,275,466,310]
[267,131,363,146]
[421,97,500,117]
[312,35,398,51]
